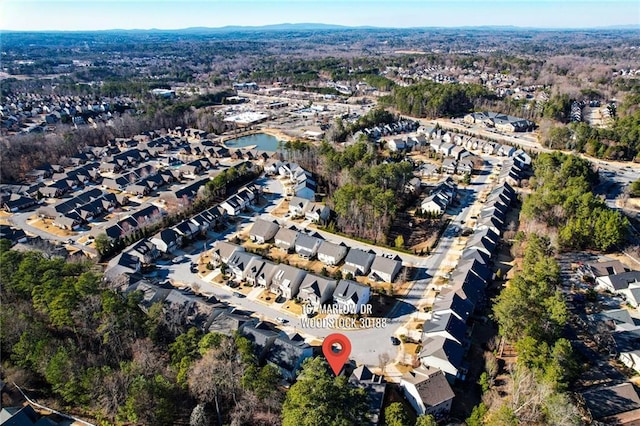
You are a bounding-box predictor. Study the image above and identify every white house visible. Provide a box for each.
[317,241,348,266]
[369,256,402,283]
[400,368,455,417]
[333,279,371,314]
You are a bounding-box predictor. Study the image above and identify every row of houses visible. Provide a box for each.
[37,188,129,230]
[416,182,516,386]
[211,240,378,313]
[248,218,403,283]
[264,161,318,201]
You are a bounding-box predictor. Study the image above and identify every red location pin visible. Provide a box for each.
[322,333,352,376]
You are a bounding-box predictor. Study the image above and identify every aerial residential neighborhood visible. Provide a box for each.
[1,2,640,425]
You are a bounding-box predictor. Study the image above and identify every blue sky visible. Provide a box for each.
[2,0,639,31]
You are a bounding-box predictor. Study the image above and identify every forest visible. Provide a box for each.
[379,81,491,118]
[484,233,581,425]
[521,152,629,252]
[542,90,640,161]
[0,241,287,425]
[284,139,415,244]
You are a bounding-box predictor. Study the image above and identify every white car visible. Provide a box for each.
[276,317,288,324]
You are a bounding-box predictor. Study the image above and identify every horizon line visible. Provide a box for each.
[2,22,640,33]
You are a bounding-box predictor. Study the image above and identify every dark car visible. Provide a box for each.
[390,336,401,346]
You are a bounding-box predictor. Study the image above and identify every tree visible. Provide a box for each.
[395,235,405,249]
[282,357,369,426]
[466,403,488,426]
[94,233,111,257]
[415,414,437,426]
[384,402,411,426]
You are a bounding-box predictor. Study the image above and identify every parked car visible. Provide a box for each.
[172,255,187,264]
[276,317,288,324]
[390,336,401,346]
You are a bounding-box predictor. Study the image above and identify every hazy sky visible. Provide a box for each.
[2,0,639,31]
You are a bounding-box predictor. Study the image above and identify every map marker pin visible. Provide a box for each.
[322,333,352,376]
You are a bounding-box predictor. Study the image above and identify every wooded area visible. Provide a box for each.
[521,152,629,252]
[0,242,283,425]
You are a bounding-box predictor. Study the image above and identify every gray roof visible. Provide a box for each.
[605,271,640,291]
[422,311,467,343]
[228,251,261,273]
[582,383,640,420]
[402,368,455,409]
[419,336,465,369]
[212,241,244,262]
[245,258,277,282]
[586,260,632,277]
[370,255,401,277]
[295,233,323,254]
[317,240,348,261]
[344,249,376,269]
[274,227,299,247]
[299,274,338,300]
[431,291,474,321]
[250,218,280,241]
[333,279,369,305]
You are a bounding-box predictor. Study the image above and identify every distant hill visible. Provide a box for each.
[2,22,638,34]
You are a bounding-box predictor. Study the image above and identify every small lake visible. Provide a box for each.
[224,133,280,152]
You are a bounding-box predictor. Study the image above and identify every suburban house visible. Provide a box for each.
[150,228,183,253]
[369,256,402,283]
[419,336,466,382]
[298,274,338,309]
[288,196,311,217]
[227,251,261,281]
[431,291,474,322]
[349,365,386,426]
[596,271,640,294]
[317,241,349,266]
[210,241,244,266]
[422,311,467,345]
[333,279,371,314]
[294,179,316,200]
[244,258,277,288]
[343,248,376,276]
[125,238,160,264]
[249,218,280,244]
[270,264,307,300]
[400,368,455,418]
[173,220,200,240]
[265,332,313,382]
[304,203,331,224]
[579,260,632,280]
[274,227,299,252]
[208,309,257,336]
[294,233,323,259]
[581,383,640,423]
[421,178,457,216]
[442,158,457,174]
[240,322,281,361]
[388,138,406,151]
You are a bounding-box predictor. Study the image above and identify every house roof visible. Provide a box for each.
[431,291,474,321]
[249,218,280,241]
[419,336,465,369]
[228,251,261,273]
[461,247,491,265]
[153,228,181,245]
[583,383,640,420]
[299,274,337,299]
[317,241,347,260]
[245,258,277,282]
[334,279,369,305]
[344,248,376,268]
[295,233,323,252]
[274,227,299,246]
[265,332,312,373]
[603,271,640,291]
[586,260,632,277]
[402,368,455,409]
[289,196,311,212]
[240,321,280,359]
[370,255,401,277]
[211,241,243,261]
[422,311,467,343]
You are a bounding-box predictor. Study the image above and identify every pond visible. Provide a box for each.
[224,133,281,152]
